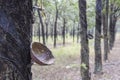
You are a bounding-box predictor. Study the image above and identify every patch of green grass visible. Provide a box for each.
[32,35,79,45]
[51,43,80,64]
[32,35,96,64]
[32,35,82,64]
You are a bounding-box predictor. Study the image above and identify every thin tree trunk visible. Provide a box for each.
[77,22,80,43]
[62,18,66,46]
[37,9,46,45]
[45,15,50,42]
[65,27,68,38]
[112,16,117,46]
[49,19,54,41]
[109,1,117,50]
[73,21,75,43]
[94,0,102,74]
[103,0,109,61]
[46,22,48,42]
[0,0,33,80]
[50,24,54,40]
[79,0,90,80]
[109,3,114,50]
[54,1,58,48]
[45,16,50,42]
[38,23,41,42]
[32,0,38,41]
[35,0,41,42]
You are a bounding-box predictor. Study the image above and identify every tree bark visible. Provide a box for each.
[77,22,80,43]
[109,3,117,50]
[50,23,54,40]
[79,0,90,80]
[45,14,50,42]
[73,21,75,43]
[37,9,46,45]
[109,3,113,50]
[94,0,102,74]
[46,22,48,42]
[0,0,33,80]
[62,18,66,46]
[103,0,109,61]
[112,16,117,47]
[54,1,58,48]
[38,23,41,42]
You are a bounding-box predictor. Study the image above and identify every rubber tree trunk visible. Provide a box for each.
[0,0,33,80]
[79,0,90,80]
[35,1,41,43]
[38,23,41,42]
[45,15,50,42]
[49,18,54,41]
[103,0,109,61]
[54,1,58,48]
[62,18,66,46]
[94,0,102,74]
[109,4,117,50]
[46,22,48,42]
[32,0,38,41]
[73,21,75,43]
[111,16,117,46]
[109,3,113,50]
[77,22,80,43]
[50,23,54,40]
[37,9,46,45]
[45,18,49,42]
[65,27,68,38]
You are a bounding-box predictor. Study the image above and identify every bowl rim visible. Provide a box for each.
[30,42,55,65]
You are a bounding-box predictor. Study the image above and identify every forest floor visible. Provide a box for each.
[32,37,120,80]
[32,42,81,80]
[92,38,120,80]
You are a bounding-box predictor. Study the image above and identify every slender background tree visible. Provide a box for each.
[94,0,102,74]
[79,0,90,80]
[103,0,109,61]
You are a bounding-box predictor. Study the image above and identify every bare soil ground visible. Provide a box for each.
[92,39,120,80]
[32,38,120,80]
[32,53,81,80]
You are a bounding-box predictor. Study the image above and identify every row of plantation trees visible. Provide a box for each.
[33,0,120,79]
[0,0,120,80]
[32,0,82,47]
[79,0,120,80]
[0,0,81,79]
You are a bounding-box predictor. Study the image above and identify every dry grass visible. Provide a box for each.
[32,43,81,80]
[32,33,120,80]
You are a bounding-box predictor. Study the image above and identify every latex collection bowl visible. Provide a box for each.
[31,42,55,65]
